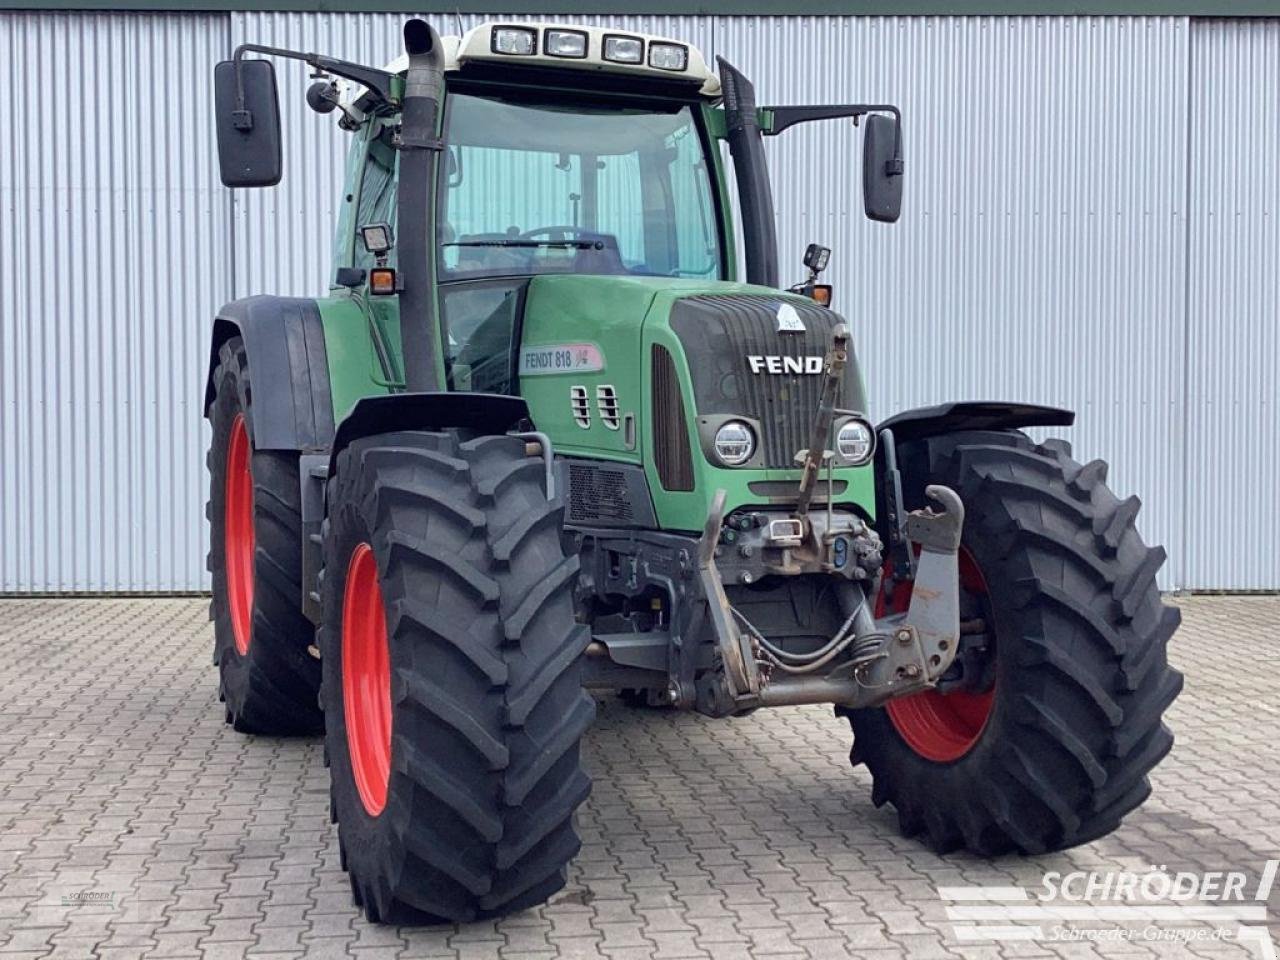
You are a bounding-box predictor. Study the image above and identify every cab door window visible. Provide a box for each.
[354,123,398,272]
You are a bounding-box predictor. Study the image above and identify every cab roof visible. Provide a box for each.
[374,21,720,99]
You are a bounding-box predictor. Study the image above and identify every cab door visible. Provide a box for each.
[332,117,404,406]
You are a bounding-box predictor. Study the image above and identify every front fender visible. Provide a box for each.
[878,401,1074,443]
[326,392,530,479]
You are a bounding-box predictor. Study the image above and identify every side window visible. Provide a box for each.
[441,282,524,396]
[669,125,718,278]
[353,124,398,271]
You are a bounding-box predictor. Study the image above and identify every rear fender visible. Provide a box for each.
[204,297,335,452]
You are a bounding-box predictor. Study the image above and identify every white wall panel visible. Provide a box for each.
[0,12,229,592]
[717,15,1191,588]
[1186,19,1280,590]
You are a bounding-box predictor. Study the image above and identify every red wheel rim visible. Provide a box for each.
[225,413,255,656]
[882,547,995,762]
[342,543,392,817]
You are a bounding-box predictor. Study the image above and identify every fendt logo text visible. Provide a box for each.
[747,355,824,374]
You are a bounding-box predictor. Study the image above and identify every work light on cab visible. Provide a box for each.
[492,26,536,56]
[603,35,643,64]
[648,42,687,71]
[545,29,587,58]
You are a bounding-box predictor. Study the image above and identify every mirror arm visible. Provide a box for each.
[231,43,394,129]
[764,103,904,174]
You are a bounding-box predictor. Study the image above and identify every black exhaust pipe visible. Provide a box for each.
[717,58,778,289]
[397,19,445,392]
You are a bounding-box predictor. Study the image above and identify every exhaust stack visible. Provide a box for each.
[717,58,778,289]
[397,19,445,392]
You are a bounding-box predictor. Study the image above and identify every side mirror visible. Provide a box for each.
[863,113,903,223]
[214,59,282,188]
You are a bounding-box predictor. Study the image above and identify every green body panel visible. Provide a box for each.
[517,275,653,463]
[517,275,876,532]
[317,293,395,422]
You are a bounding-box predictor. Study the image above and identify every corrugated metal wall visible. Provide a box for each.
[1186,19,1280,591]
[0,12,1273,591]
[0,13,230,592]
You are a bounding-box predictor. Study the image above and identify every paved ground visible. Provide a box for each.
[0,596,1276,960]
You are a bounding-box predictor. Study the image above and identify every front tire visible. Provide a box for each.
[320,431,594,924]
[208,336,322,735]
[842,430,1182,855]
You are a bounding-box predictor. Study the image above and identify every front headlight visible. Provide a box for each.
[714,421,755,466]
[836,419,875,466]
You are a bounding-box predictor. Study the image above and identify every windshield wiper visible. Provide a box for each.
[442,239,603,249]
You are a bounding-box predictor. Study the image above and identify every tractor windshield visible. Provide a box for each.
[438,92,723,281]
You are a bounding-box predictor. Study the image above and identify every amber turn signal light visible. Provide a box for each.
[369,267,397,296]
[810,284,833,307]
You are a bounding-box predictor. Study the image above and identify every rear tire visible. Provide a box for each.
[208,336,322,735]
[842,430,1182,854]
[320,430,594,924]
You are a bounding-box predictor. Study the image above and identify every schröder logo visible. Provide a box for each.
[937,860,1277,957]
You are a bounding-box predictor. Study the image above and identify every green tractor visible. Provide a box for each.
[207,19,1182,924]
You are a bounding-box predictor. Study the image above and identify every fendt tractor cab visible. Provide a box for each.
[208,20,1182,924]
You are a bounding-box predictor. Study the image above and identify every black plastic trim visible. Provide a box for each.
[717,57,778,288]
[399,20,446,391]
[204,296,336,452]
[451,62,705,100]
[877,401,1075,443]
[327,392,529,475]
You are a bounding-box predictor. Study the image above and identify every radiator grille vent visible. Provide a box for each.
[567,463,634,524]
[596,385,620,430]
[652,344,694,492]
[570,385,591,429]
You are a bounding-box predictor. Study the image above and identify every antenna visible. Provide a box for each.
[454,7,464,37]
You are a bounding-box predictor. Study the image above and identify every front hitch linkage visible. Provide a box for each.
[704,484,966,712]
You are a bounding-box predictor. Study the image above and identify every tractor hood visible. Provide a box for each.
[517,274,876,532]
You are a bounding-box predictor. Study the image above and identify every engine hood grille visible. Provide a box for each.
[668,295,867,469]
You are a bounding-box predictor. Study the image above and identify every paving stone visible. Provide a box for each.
[0,596,1272,959]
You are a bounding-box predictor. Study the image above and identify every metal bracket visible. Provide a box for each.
[512,431,555,500]
[699,489,760,698]
[796,323,850,518]
[893,485,964,678]
[878,427,915,582]
[904,484,964,553]
[298,454,330,625]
